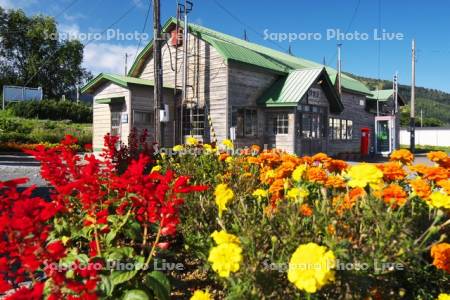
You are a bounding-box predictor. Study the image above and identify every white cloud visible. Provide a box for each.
[0,0,36,9]
[63,12,85,22]
[83,43,138,75]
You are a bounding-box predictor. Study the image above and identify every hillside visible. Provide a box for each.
[348,74,450,126]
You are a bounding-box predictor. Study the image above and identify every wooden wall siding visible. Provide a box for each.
[92,82,130,151]
[129,85,175,147]
[328,92,374,155]
[295,84,331,155]
[228,62,279,147]
[137,33,229,142]
[264,109,296,153]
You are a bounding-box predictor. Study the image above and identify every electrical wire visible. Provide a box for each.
[134,0,152,62]
[25,2,139,87]
[211,0,289,53]
[327,0,361,66]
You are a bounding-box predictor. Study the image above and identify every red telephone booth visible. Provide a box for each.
[360,127,370,156]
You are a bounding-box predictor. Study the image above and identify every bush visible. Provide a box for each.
[7,99,92,123]
[0,113,92,149]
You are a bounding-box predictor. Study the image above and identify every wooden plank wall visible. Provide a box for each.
[137,33,228,142]
[92,82,130,151]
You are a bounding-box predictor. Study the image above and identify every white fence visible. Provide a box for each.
[2,85,43,109]
[400,128,450,147]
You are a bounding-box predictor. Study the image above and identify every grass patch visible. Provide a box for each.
[0,110,92,149]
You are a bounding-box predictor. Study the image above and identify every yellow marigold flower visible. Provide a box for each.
[225,156,233,164]
[173,144,184,152]
[287,187,309,201]
[222,139,234,149]
[190,290,212,300]
[288,242,336,293]
[186,136,198,146]
[214,183,234,217]
[211,230,240,245]
[347,163,383,188]
[208,242,242,277]
[203,144,213,153]
[429,191,450,209]
[252,189,268,199]
[438,293,450,300]
[151,165,161,173]
[292,165,307,182]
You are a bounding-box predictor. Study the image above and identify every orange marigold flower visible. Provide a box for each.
[324,159,348,174]
[333,188,365,215]
[409,164,430,175]
[325,175,346,189]
[306,167,327,184]
[382,184,407,207]
[427,151,448,163]
[437,179,450,194]
[312,152,331,164]
[251,144,261,154]
[423,166,449,182]
[409,178,432,199]
[327,224,336,235]
[430,243,450,274]
[219,153,230,161]
[377,162,407,182]
[269,179,285,202]
[275,161,297,179]
[299,203,313,217]
[390,149,414,165]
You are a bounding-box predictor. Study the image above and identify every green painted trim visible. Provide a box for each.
[95,97,125,104]
[81,73,127,94]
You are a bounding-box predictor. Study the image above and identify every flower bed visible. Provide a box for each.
[0,135,449,299]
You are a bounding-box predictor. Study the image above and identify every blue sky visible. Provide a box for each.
[2,0,450,92]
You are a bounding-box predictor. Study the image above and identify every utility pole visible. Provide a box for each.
[410,39,416,153]
[180,0,193,144]
[243,29,248,41]
[153,0,163,145]
[393,72,398,114]
[420,109,423,127]
[337,44,342,97]
[124,53,129,75]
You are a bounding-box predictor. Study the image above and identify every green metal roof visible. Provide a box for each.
[368,89,406,105]
[128,17,371,96]
[81,73,174,94]
[259,67,343,112]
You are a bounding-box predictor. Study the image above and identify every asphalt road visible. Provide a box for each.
[0,153,51,199]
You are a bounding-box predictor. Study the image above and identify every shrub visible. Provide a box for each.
[7,99,92,123]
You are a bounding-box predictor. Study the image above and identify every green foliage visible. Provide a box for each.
[0,112,92,146]
[0,7,92,98]
[350,73,450,125]
[6,99,92,123]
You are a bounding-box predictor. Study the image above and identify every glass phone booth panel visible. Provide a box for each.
[375,116,396,156]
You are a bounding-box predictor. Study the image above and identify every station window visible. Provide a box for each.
[231,108,257,137]
[329,118,353,140]
[134,110,153,125]
[269,113,289,135]
[182,107,205,136]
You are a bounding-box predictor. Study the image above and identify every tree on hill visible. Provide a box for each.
[0,7,92,98]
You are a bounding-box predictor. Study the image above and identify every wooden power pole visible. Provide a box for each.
[153,0,163,144]
[410,39,416,153]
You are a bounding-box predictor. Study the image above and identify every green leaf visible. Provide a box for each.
[145,271,170,300]
[99,274,114,296]
[122,289,150,300]
[105,247,135,261]
[110,269,138,286]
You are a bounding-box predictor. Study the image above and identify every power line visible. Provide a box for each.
[211,0,288,53]
[24,2,139,87]
[134,0,152,62]
[327,0,361,66]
